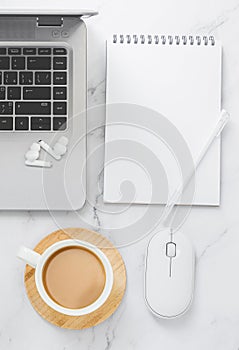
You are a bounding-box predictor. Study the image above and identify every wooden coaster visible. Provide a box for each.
[24,228,127,329]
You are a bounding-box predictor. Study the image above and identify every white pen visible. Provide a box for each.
[161,109,230,224]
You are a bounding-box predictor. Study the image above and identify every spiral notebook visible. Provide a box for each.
[104,34,222,205]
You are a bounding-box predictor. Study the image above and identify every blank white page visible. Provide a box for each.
[104,35,222,205]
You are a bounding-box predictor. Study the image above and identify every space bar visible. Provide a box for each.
[15,102,51,115]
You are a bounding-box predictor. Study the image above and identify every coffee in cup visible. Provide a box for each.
[42,246,106,309]
[17,240,114,316]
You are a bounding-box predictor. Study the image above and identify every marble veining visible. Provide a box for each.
[0,0,239,349]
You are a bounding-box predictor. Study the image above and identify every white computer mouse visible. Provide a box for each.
[145,228,195,319]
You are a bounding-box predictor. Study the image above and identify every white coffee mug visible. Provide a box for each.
[17,239,114,316]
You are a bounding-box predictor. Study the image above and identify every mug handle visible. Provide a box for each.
[17,246,41,268]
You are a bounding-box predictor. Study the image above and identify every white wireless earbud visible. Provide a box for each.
[25,142,52,168]
[53,142,67,157]
[25,137,68,168]
[30,142,41,152]
[58,136,69,146]
[25,150,38,162]
[53,136,68,158]
[38,136,69,160]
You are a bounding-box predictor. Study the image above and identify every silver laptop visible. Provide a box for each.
[0,10,97,210]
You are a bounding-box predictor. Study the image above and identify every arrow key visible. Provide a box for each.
[15,117,29,131]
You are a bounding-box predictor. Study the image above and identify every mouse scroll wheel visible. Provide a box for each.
[166,242,176,257]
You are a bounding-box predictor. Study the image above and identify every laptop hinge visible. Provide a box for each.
[36,16,64,27]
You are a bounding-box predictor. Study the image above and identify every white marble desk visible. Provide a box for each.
[0,0,239,349]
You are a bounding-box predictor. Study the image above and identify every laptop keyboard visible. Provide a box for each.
[0,46,68,132]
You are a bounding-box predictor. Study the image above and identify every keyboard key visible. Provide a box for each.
[53,72,67,85]
[53,102,66,115]
[38,48,51,55]
[0,46,69,133]
[8,87,21,100]
[4,72,17,85]
[0,117,13,130]
[15,117,29,130]
[53,48,67,55]
[53,87,66,100]
[23,87,51,100]
[0,87,5,99]
[0,56,9,69]
[19,72,33,85]
[53,117,67,130]
[31,117,51,130]
[8,48,21,55]
[27,57,51,70]
[15,102,51,115]
[53,57,67,70]
[23,48,36,55]
[12,57,25,70]
[35,72,51,85]
[0,48,6,55]
[0,102,13,115]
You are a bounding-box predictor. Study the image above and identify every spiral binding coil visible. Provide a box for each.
[112,34,215,46]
